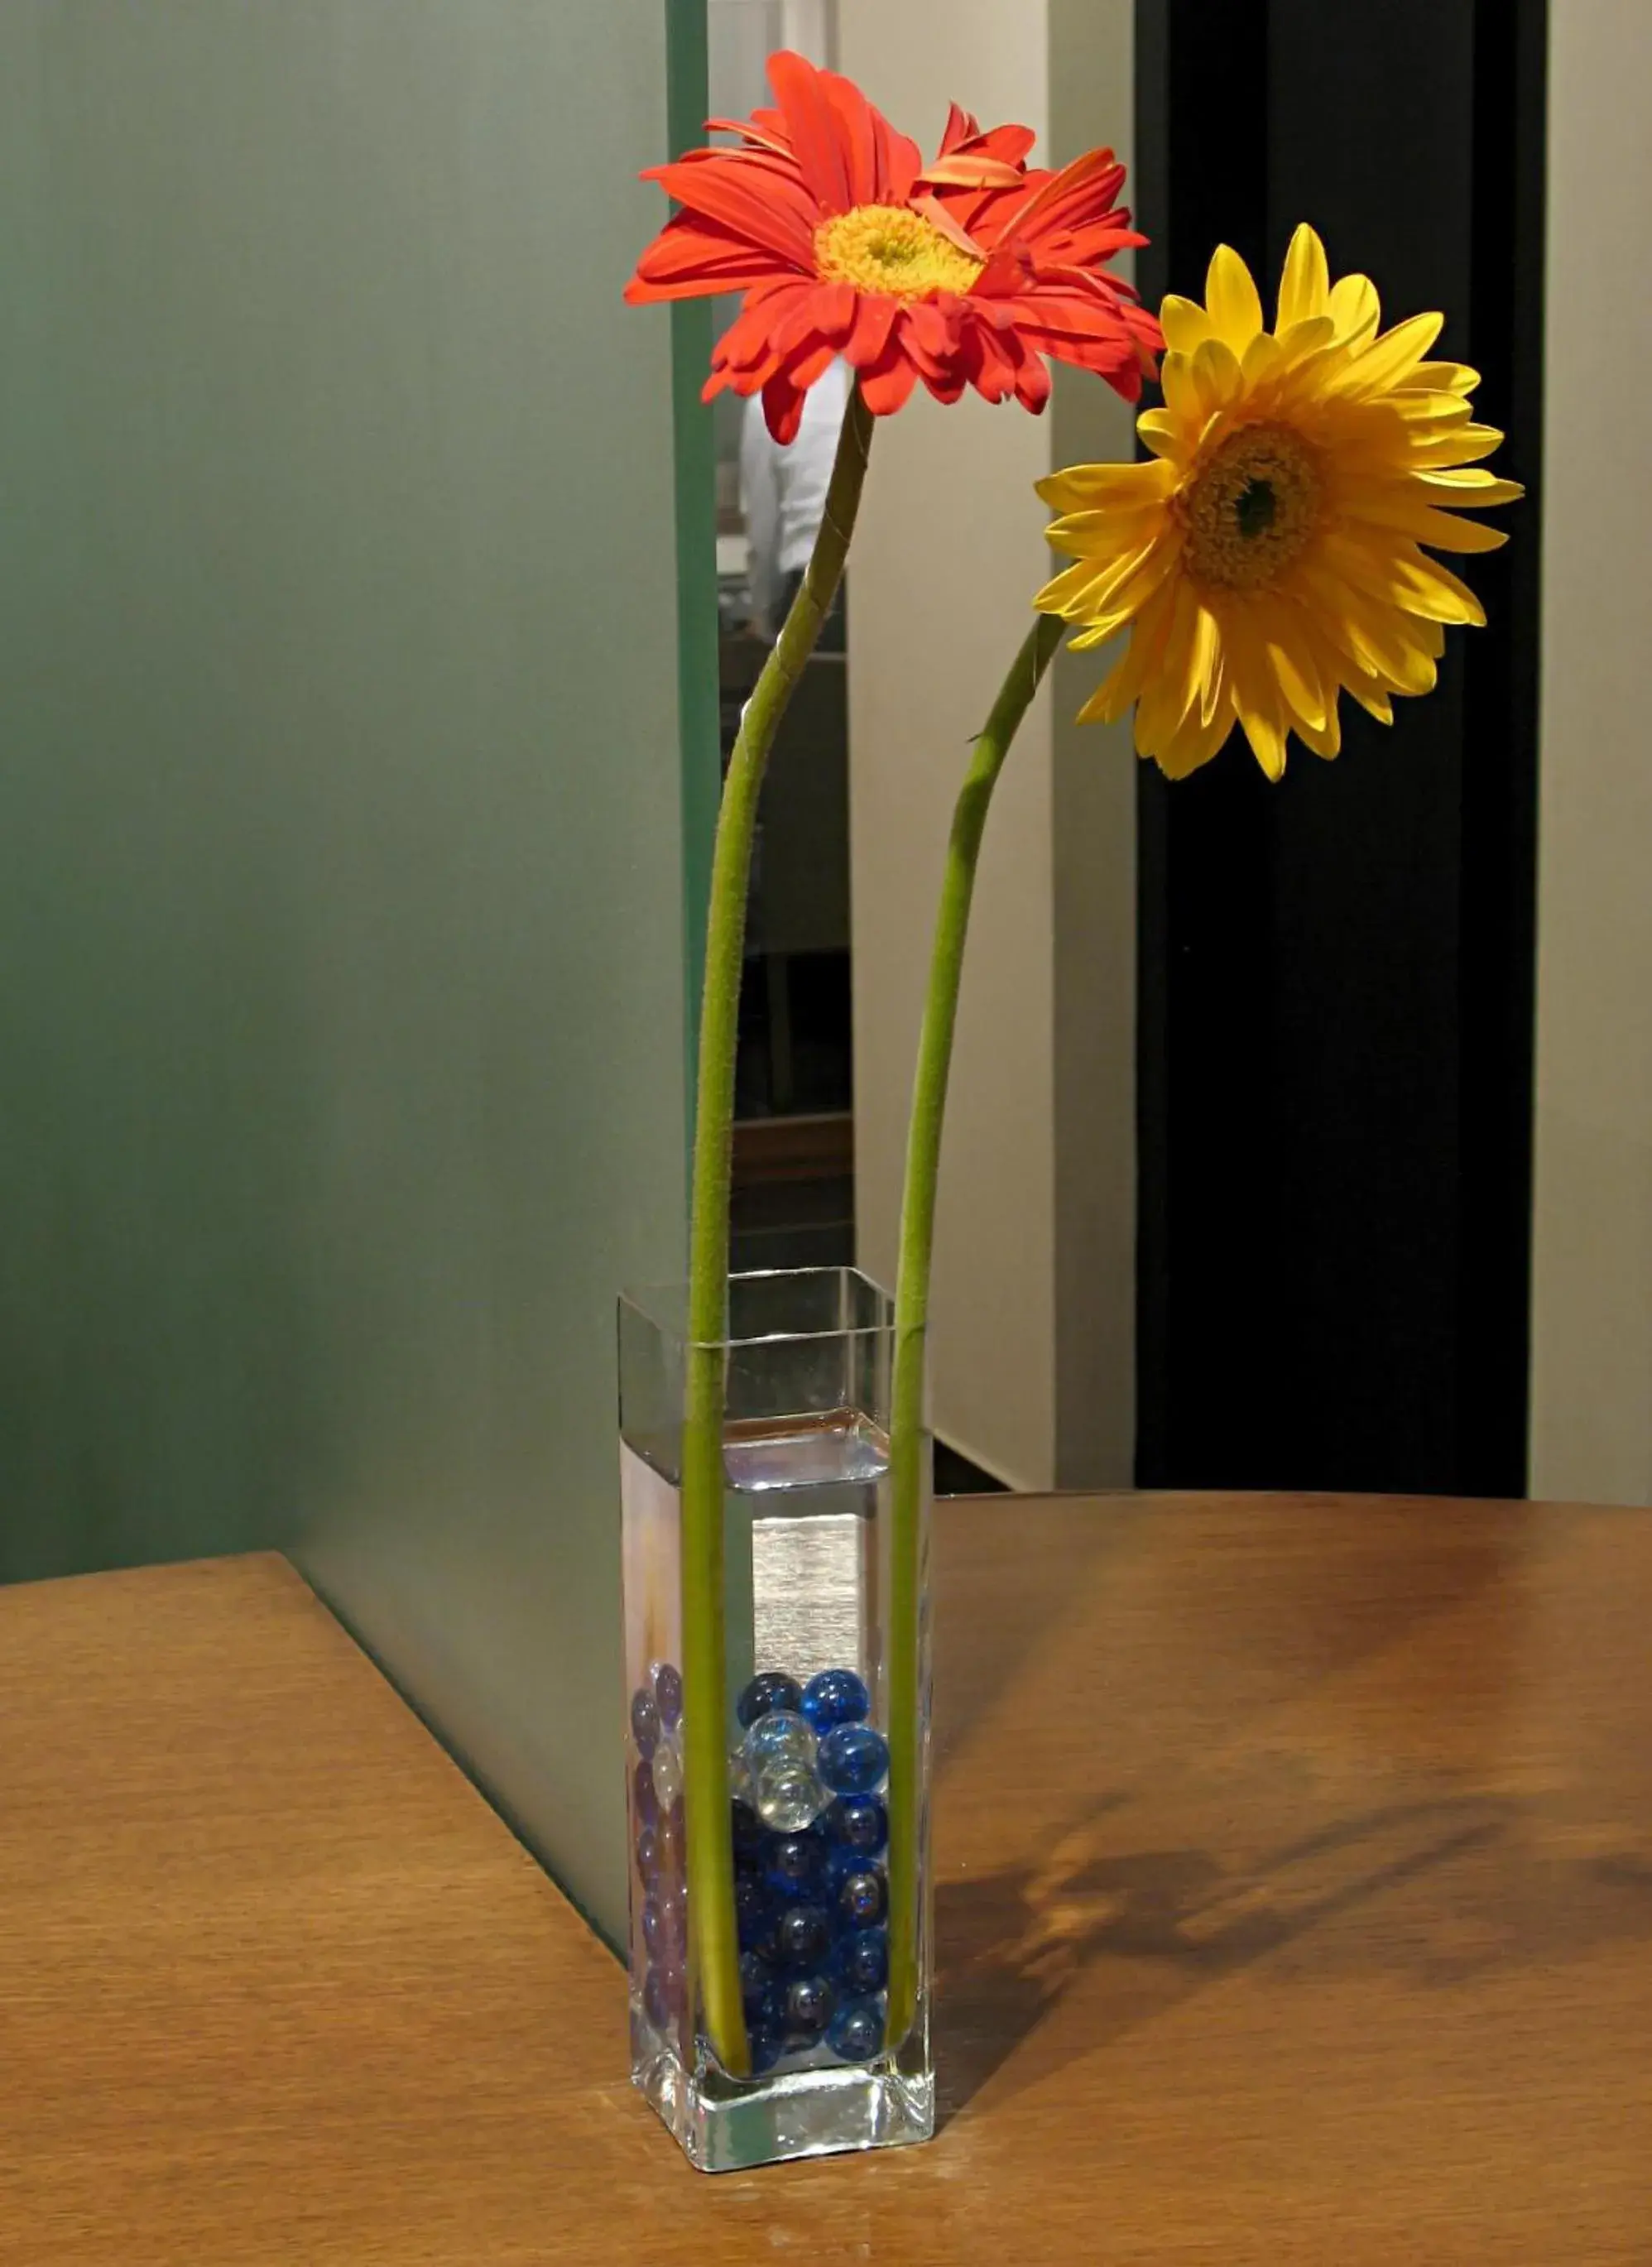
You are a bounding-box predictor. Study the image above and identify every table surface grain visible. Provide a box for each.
[4,1495,1652,2265]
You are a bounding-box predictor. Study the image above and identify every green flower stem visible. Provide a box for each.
[885,609,1065,2046]
[682,382,875,2076]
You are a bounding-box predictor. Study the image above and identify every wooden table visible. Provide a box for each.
[4,1495,1651,2263]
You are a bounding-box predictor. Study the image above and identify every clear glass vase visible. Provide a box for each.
[617,1266,934,2172]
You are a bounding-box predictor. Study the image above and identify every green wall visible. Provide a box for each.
[0,2,700,1937]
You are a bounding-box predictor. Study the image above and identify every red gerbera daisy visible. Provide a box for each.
[626,50,1161,443]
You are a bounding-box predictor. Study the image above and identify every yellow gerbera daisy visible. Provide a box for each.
[1034,223,1523,779]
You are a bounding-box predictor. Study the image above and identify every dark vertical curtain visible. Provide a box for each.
[1133,0,1547,1495]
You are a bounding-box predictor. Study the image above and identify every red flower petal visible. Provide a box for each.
[1006,147,1128,251]
[767,50,855,215]
[843,292,900,369]
[627,212,797,300]
[819,67,881,207]
[761,370,808,444]
[630,53,1155,428]
[646,155,815,267]
[939,101,977,157]
[857,335,920,416]
[872,110,924,204]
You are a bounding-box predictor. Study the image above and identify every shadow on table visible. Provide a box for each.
[933,1790,1652,2126]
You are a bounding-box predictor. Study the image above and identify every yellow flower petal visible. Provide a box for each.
[1276,223,1330,329]
[1341,310,1447,396]
[1413,467,1525,507]
[1137,407,1187,461]
[1160,293,1213,353]
[1149,693,1236,780]
[1409,422,1506,468]
[1048,219,1518,771]
[1035,460,1174,513]
[1402,359,1479,396]
[1327,271,1381,346]
[1205,243,1265,353]
[1293,700,1342,761]
[1190,336,1244,419]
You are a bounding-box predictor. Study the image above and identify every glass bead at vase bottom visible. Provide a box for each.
[650,1736,684,1810]
[629,1686,661,1759]
[753,1761,828,1832]
[733,1875,776,1952]
[653,1804,684,1876]
[740,1949,780,2025]
[824,1791,886,1856]
[817,1722,889,1795]
[643,1888,685,1962]
[631,1757,660,1830]
[773,1904,832,1972]
[763,1828,828,1901]
[642,1964,684,2033]
[826,1996,886,2063]
[634,1824,660,1885]
[837,1866,887,1929]
[730,1796,766,1861]
[651,1659,683,1731]
[833,1927,889,1996]
[742,1709,814,1775]
[737,1670,804,1727]
[782,1973,836,2044]
[800,1667,871,1734]
[747,2024,785,2075]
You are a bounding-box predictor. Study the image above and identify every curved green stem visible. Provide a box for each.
[682,384,875,2074]
[885,610,1065,2045]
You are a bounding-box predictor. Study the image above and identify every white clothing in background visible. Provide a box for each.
[737,357,852,637]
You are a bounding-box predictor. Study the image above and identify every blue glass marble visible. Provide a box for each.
[651,1659,683,1731]
[763,1828,828,1903]
[826,1996,885,2063]
[642,1963,683,2033]
[817,1723,890,1794]
[653,1804,684,1878]
[825,1791,887,1856]
[737,1670,804,1727]
[629,1686,661,1759]
[656,1883,687,1955]
[641,1895,667,1962]
[733,1874,776,1952]
[634,1824,660,1886]
[782,1972,836,2044]
[833,1927,889,1996]
[837,1866,887,1929]
[650,1736,684,1811]
[773,1904,832,1972]
[740,1949,781,2026]
[729,1797,766,1861]
[800,1667,872,1734]
[632,1756,660,1829]
[747,2024,785,2075]
[823,1841,865,1892]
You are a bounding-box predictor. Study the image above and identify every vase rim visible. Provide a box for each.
[618,1265,898,1352]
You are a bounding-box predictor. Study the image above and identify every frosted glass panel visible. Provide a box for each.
[0,2,691,1938]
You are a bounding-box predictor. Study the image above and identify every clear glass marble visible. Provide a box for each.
[617,1267,934,2173]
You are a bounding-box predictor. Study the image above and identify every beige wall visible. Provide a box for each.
[1530,2,1652,1506]
[839,2,1136,1489]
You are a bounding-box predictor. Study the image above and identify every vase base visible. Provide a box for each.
[634,2038,935,2173]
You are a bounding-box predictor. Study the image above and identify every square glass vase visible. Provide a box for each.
[618,1266,934,2173]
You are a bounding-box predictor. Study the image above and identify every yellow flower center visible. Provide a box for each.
[814,204,983,300]
[1181,423,1322,592]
